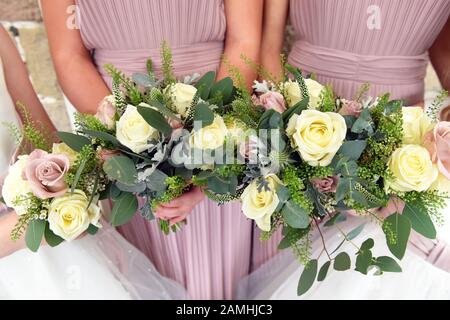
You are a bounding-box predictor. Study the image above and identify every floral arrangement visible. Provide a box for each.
[199,63,450,295]
[59,42,237,234]
[2,108,104,251]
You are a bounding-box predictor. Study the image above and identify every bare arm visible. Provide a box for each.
[0,212,25,258]
[0,26,55,131]
[260,0,289,81]
[41,0,110,114]
[429,18,450,93]
[217,0,264,88]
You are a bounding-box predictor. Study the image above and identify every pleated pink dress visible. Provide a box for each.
[288,0,450,105]
[76,0,280,300]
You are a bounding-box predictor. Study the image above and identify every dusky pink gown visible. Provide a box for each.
[76,0,280,300]
[288,0,450,105]
[287,0,450,267]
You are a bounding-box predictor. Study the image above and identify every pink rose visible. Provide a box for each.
[423,122,450,179]
[238,136,261,163]
[339,99,363,118]
[259,91,286,113]
[95,95,117,129]
[24,150,70,199]
[310,176,339,193]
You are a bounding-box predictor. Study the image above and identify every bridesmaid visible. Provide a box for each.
[40,0,277,299]
[262,0,450,108]
[260,0,450,268]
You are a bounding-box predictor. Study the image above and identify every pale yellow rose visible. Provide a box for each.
[52,143,78,166]
[190,115,228,150]
[402,107,434,145]
[168,83,197,117]
[431,173,450,194]
[241,174,282,231]
[116,105,159,154]
[48,190,101,241]
[386,144,438,192]
[286,110,347,166]
[2,155,32,215]
[284,79,324,109]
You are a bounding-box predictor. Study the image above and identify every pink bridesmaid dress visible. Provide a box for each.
[287,0,450,267]
[288,0,450,105]
[76,0,279,300]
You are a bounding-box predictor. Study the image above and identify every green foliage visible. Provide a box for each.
[297,163,334,180]
[229,97,262,128]
[151,176,189,209]
[10,193,48,241]
[427,89,448,122]
[382,213,411,260]
[214,164,246,179]
[353,83,371,102]
[402,190,447,226]
[104,64,142,105]
[1,121,22,144]
[240,53,279,88]
[103,156,137,186]
[25,219,46,252]
[65,145,98,195]
[318,85,336,112]
[17,102,52,152]
[111,192,139,227]
[74,113,112,134]
[161,41,176,85]
[222,55,251,100]
[282,166,314,213]
[297,259,317,296]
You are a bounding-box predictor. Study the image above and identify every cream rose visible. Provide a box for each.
[386,144,438,192]
[402,107,434,145]
[48,190,102,241]
[431,173,450,194]
[52,143,78,165]
[284,79,324,109]
[116,105,159,154]
[241,175,282,231]
[286,110,347,166]
[189,115,228,150]
[169,83,197,117]
[2,155,32,215]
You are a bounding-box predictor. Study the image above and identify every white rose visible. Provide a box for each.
[169,83,197,117]
[286,110,347,166]
[189,115,228,150]
[116,105,159,154]
[241,174,282,231]
[2,155,32,215]
[48,190,102,241]
[284,79,324,109]
[52,143,78,166]
[402,107,434,145]
[386,144,438,192]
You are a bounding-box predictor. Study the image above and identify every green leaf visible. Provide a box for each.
[44,223,64,247]
[25,219,46,252]
[83,129,120,146]
[57,132,91,152]
[111,192,139,227]
[402,201,436,239]
[196,71,216,99]
[335,177,353,202]
[383,213,411,260]
[282,97,309,122]
[137,105,172,137]
[103,156,137,186]
[146,169,169,192]
[207,176,237,195]
[210,77,234,103]
[347,223,365,240]
[361,238,375,250]
[282,200,310,229]
[339,140,367,161]
[383,100,402,116]
[193,102,214,128]
[351,108,374,135]
[297,259,317,296]
[258,109,277,129]
[334,252,351,271]
[71,158,87,193]
[355,249,373,275]
[324,212,347,227]
[374,256,402,273]
[317,261,331,282]
[86,224,99,235]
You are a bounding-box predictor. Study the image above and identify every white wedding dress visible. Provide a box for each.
[0,58,187,300]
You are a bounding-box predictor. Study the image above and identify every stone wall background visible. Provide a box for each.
[0,0,443,132]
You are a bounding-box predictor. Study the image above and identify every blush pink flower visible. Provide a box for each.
[259,91,286,113]
[98,149,122,163]
[95,95,117,129]
[310,176,339,193]
[423,121,450,180]
[339,99,363,118]
[24,149,70,199]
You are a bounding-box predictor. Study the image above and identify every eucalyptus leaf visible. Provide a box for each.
[374,256,402,272]
[355,249,373,275]
[111,192,139,227]
[347,223,365,240]
[25,219,46,252]
[317,261,331,282]
[351,108,373,135]
[57,132,90,152]
[44,223,64,247]
[282,97,309,122]
[137,105,172,136]
[324,212,347,227]
[103,156,137,186]
[195,71,216,99]
[334,252,351,271]
[282,200,310,229]
[86,224,99,235]
[83,129,120,146]
[403,201,436,239]
[132,73,156,88]
[193,103,214,128]
[146,169,169,192]
[116,181,147,193]
[297,259,317,296]
[210,77,234,104]
[361,238,375,250]
[383,213,411,260]
[339,140,367,161]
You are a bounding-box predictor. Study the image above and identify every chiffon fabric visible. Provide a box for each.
[288,0,450,105]
[76,0,281,300]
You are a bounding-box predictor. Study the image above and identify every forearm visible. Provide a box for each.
[0,212,25,258]
[429,18,450,92]
[53,53,110,115]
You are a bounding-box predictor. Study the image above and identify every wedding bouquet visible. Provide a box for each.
[204,63,450,295]
[2,110,104,252]
[60,42,236,233]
